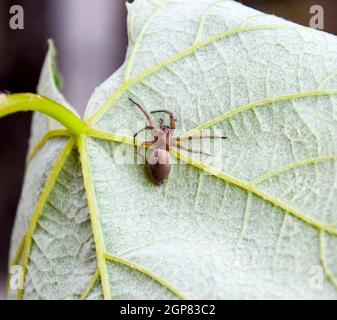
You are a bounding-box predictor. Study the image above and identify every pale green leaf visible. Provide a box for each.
[8,0,337,299]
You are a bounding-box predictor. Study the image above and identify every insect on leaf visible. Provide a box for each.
[6,0,337,299]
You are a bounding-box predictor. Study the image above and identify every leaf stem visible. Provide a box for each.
[0,93,87,136]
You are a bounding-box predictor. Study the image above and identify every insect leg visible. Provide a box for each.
[150,110,176,129]
[159,118,164,129]
[129,98,155,127]
[172,142,213,156]
[133,126,155,144]
[136,141,154,163]
[175,135,226,142]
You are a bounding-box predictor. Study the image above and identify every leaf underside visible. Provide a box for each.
[7,0,337,299]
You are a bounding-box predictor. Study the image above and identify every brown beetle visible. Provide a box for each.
[130,98,226,185]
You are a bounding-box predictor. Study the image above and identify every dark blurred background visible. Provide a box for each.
[0,0,336,299]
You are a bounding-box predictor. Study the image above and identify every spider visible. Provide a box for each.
[130,98,226,185]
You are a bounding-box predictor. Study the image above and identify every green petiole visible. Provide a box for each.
[0,93,87,136]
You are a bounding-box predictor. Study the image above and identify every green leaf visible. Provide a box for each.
[6,0,337,299]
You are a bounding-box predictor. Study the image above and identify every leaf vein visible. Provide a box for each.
[182,90,337,137]
[319,231,337,288]
[80,270,100,300]
[17,139,74,299]
[88,24,289,124]
[27,129,70,164]
[78,136,111,300]
[124,0,171,81]
[104,252,188,300]
[251,155,337,185]
[172,148,337,237]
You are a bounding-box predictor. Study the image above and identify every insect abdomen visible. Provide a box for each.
[147,149,172,185]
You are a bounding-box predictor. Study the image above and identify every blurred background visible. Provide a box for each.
[0,0,336,299]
